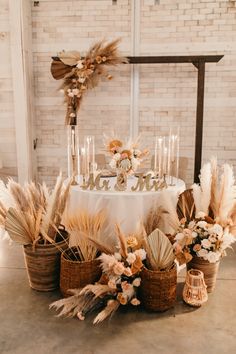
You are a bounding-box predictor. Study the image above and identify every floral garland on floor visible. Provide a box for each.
[51,39,128,125]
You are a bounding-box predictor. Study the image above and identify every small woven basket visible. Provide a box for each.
[140,264,177,312]
[60,248,102,297]
[23,234,68,292]
[187,257,220,293]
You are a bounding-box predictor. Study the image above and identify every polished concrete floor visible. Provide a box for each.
[0,238,236,354]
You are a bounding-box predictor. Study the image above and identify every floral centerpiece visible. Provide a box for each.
[106,137,148,175]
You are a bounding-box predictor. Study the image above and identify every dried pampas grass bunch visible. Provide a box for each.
[51,38,128,125]
[0,175,71,246]
[63,209,112,261]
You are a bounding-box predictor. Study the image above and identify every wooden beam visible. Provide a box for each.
[194,60,205,183]
[127,55,223,64]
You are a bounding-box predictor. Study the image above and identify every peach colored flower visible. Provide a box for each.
[117,292,127,305]
[126,252,136,265]
[108,279,117,290]
[126,236,138,248]
[132,277,141,287]
[131,298,140,306]
[193,244,201,252]
[123,267,132,277]
[121,281,133,292]
[113,262,125,275]
[77,312,85,320]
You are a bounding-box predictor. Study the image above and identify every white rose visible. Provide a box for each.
[114,252,122,261]
[205,251,220,263]
[120,158,131,171]
[201,239,212,249]
[132,277,141,287]
[221,231,236,250]
[209,224,223,236]
[113,153,121,161]
[197,248,208,259]
[197,221,207,229]
[192,231,198,238]
[188,221,196,229]
[134,248,146,261]
[126,252,136,265]
[196,211,206,219]
[109,159,117,169]
[131,157,140,171]
[175,233,185,241]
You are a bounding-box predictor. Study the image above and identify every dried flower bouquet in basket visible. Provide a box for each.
[173,159,236,265]
[50,225,147,324]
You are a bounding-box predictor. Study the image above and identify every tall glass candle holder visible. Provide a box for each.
[84,135,95,177]
[154,136,166,179]
[67,124,79,185]
[167,127,180,185]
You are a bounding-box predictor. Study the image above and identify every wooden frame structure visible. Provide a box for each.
[127,55,224,183]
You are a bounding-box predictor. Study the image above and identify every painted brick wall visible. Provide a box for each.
[0,0,17,171]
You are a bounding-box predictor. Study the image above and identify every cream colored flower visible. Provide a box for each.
[197,221,207,229]
[175,232,184,241]
[132,277,141,287]
[78,77,86,84]
[201,239,212,249]
[72,88,79,96]
[134,248,146,261]
[113,153,121,161]
[113,262,125,275]
[197,248,208,259]
[114,252,122,261]
[131,298,140,306]
[126,253,136,265]
[196,211,206,219]
[76,60,84,69]
[209,224,223,236]
[205,251,220,263]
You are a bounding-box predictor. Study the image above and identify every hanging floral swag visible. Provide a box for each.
[51,39,128,125]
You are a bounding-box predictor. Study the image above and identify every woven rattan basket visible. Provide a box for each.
[60,248,102,297]
[23,233,68,292]
[140,264,177,312]
[187,256,220,293]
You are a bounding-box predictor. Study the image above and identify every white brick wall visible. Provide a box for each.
[0,0,17,170]
[1,0,236,186]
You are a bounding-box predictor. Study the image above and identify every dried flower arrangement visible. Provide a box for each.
[0,175,71,246]
[50,225,146,323]
[172,159,236,265]
[51,39,128,125]
[105,136,149,174]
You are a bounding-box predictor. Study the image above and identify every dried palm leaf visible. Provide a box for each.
[177,189,195,221]
[5,208,33,245]
[51,60,74,80]
[146,228,175,271]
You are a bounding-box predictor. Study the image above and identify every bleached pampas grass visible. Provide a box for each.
[192,162,212,217]
[1,175,71,245]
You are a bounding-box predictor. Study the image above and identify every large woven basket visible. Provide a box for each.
[60,248,102,297]
[187,256,220,293]
[23,234,68,292]
[140,264,177,312]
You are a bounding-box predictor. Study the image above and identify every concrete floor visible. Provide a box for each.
[0,238,236,354]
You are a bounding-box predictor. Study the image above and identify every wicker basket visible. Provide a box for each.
[23,234,68,292]
[187,257,220,293]
[60,248,102,297]
[140,264,177,312]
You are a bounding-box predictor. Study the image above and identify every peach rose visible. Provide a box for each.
[117,292,128,305]
[193,244,201,252]
[113,262,125,275]
[126,236,138,248]
[131,298,140,306]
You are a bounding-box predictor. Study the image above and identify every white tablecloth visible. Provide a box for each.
[68,176,185,235]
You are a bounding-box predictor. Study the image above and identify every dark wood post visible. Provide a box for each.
[193,60,205,183]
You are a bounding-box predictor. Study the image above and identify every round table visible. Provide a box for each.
[68,176,185,235]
